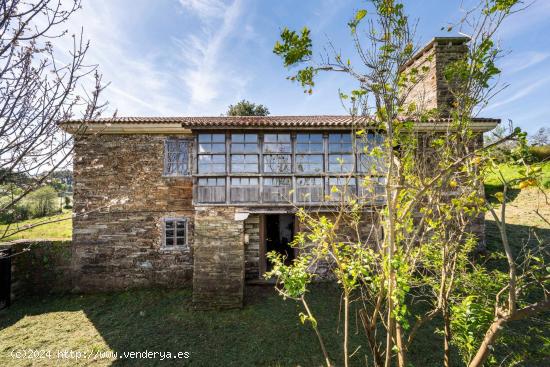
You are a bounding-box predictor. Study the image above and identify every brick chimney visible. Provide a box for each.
[402,37,470,116]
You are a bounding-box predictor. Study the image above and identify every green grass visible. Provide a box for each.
[0,285,464,367]
[0,211,71,241]
[0,284,546,367]
[484,161,550,189]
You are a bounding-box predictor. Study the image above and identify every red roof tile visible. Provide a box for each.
[63,115,500,128]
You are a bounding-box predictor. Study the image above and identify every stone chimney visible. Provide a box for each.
[402,37,470,116]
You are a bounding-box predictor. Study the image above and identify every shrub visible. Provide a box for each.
[528,145,550,162]
[26,186,59,218]
[0,203,31,223]
[63,196,72,209]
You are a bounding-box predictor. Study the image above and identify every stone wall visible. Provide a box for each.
[0,240,73,301]
[192,207,245,309]
[403,37,469,115]
[73,134,194,291]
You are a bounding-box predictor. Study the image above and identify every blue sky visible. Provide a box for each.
[64,0,550,133]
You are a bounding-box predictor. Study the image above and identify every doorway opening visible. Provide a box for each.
[264,214,295,272]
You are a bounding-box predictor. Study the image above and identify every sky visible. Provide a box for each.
[59,0,550,134]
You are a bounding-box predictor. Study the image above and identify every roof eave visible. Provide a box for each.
[59,119,499,134]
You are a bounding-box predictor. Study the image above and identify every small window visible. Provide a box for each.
[263,154,291,173]
[357,133,385,174]
[230,177,259,202]
[263,177,292,202]
[329,177,357,201]
[231,133,259,153]
[163,218,188,248]
[164,139,190,176]
[197,177,226,203]
[296,154,323,173]
[263,133,291,153]
[296,133,323,153]
[358,176,385,200]
[296,177,324,202]
[329,133,354,173]
[231,133,259,173]
[198,134,226,173]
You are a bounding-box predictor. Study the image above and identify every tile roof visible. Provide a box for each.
[63,115,500,128]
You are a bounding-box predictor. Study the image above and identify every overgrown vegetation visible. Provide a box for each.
[269,1,549,367]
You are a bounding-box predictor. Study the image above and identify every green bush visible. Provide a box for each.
[528,145,550,162]
[26,186,59,218]
[0,203,31,223]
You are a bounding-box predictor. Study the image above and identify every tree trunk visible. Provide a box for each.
[468,318,506,367]
[344,293,350,367]
[443,306,451,367]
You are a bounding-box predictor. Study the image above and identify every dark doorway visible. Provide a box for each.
[265,214,295,272]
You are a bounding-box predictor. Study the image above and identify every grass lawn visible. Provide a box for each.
[484,161,550,189]
[0,284,547,367]
[0,211,71,241]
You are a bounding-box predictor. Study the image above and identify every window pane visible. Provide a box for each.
[263,134,291,153]
[296,134,323,153]
[357,134,385,174]
[329,177,357,201]
[164,139,190,176]
[358,176,386,200]
[296,154,323,173]
[329,133,353,153]
[328,154,354,172]
[212,134,225,142]
[197,178,226,202]
[232,134,258,153]
[232,134,245,143]
[230,177,259,202]
[231,155,259,173]
[263,155,291,173]
[263,143,291,153]
[263,177,292,202]
[296,177,323,202]
[198,155,226,173]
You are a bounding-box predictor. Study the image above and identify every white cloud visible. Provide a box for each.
[175,0,246,112]
[486,75,550,110]
[178,0,228,19]
[497,0,550,38]
[499,51,550,74]
[51,0,188,117]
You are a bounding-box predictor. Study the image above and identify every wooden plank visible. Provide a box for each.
[259,214,266,277]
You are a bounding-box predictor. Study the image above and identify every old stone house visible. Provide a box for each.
[61,37,499,308]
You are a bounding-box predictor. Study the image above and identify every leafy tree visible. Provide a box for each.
[529,127,549,146]
[226,100,270,116]
[269,1,548,367]
[26,186,58,218]
[0,0,105,240]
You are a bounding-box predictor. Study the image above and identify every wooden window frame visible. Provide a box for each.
[162,217,188,249]
[262,177,292,203]
[230,177,260,202]
[230,133,260,173]
[197,177,226,203]
[296,176,324,203]
[194,130,384,205]
[262,133,292,174]
[328,133,354,173]
[163,138,191,177]
[197,133,226,174]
